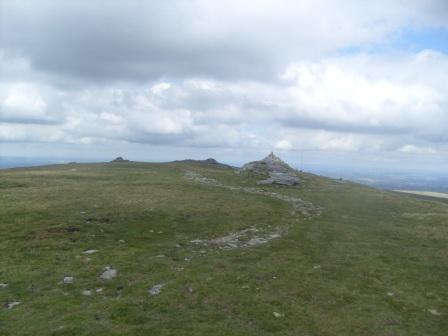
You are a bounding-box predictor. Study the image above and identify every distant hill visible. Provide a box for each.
[110,156,130,163]
[172,157,233,169]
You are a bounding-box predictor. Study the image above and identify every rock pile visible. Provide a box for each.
[241,152,300,186]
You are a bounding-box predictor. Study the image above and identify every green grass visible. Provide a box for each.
[0,162,447,335]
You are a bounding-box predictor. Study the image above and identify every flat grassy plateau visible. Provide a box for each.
[0,162,447,335]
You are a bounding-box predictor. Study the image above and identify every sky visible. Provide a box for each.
[1,0,448,170]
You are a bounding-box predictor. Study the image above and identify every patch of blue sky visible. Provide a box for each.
[337,27,448,56]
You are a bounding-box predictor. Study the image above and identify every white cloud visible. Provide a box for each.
[399,144,437,154]
[150,82,171,95]
[275,140,293,150]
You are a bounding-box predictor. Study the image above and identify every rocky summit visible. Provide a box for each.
[241,152,300,186]
[110,157,129,163]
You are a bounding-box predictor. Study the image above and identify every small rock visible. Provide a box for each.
[384,319,400,326]
[82,290,92,296]
[428,309,441,316]
[185,286,194,294]
[155,254,165,258]
[149,284,164,295]
[96,288,103,293]
[313,265,321,269]
[273,312,284,318]
[0,283,8,289]
[63,276,74,284]
[157,231,163,234]
[82,249,98,254]
[6,301,20,309]
[387,292,394,297]
[175,244,181,248]
[118,240,125,243]
[100,266,117,280]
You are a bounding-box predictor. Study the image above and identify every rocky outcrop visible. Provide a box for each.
[173,158,232,168]
[241,152,300,186]
[110,157,129,163]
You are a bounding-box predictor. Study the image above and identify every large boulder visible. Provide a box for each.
[241,152,300,186]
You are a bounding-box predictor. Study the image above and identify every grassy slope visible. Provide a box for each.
[0,162,447,335]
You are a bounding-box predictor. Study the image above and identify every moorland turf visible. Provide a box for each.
[0,162,447,335]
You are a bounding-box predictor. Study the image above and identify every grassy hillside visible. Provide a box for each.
[0,162,447,335]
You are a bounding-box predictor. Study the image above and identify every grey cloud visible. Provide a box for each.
[2,0,447,85]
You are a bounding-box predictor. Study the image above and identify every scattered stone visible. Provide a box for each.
[184,170,321,218]
[273,312,284,318]
[387,292,394,297]
[185,286,194,294]
[82,290,92,296]
[63,276,74,284]
[428,309,441,316]
[118,240,125,243]
[6,301,20,309]
[313,265,321,269]
[96,288,103,293]
[0,283,8,289]
[194,226,282,250]
[173,267,184,272]
[149,284,164,296]
[82,249,98,254]
[184,171,218,184]
[190,239,205,244]
[100,266,117,280]
[155,254,166,258]
[175,243,181,248]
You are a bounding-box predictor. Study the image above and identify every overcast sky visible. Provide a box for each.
[1,0,448,170]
